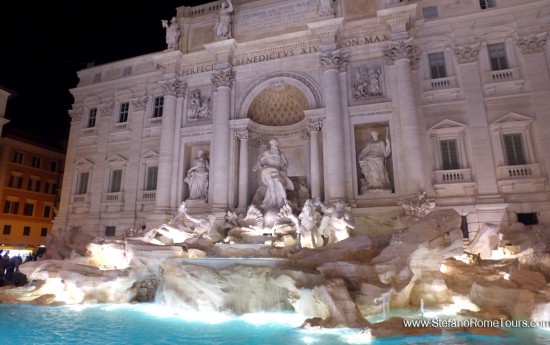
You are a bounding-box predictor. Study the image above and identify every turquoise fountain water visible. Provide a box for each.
[3,303,550,344]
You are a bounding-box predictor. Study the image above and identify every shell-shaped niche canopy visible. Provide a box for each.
[247,81,308,126]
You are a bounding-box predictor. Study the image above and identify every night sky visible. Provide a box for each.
[0,0,209,145]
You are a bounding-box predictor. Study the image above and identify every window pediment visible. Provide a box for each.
[490,112,532,130]
[429,119,466,136]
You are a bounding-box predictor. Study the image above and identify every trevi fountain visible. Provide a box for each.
[3,140,550,344]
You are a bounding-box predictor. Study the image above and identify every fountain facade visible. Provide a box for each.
[8,0,550,341]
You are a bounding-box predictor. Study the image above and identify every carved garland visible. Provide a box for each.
[160,79,187,97]
[453,44,480,64]
[516,32,548,54]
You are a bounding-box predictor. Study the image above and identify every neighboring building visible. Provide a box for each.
[55,0,550,241]
[0,87,13,136]
[0,130,65,251]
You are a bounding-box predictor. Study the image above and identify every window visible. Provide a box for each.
[23,203,34,216]
[12,151,23,164]
[23,226,31,236]
[43,205,51,218]
[28,178,41,192]
[105,226,116,237]
[93,73,102,83]
[8,174,23,189]
[440,140,459,170]
[3,225,11,235]
[422,6,438,19]
[109,169,123,193]
[50,160,58,172]
[31,156,42,169]
[76,171,90,195]
[3,200,19,214]
[41,227,48,237]
[45,182,57,195]
[428,52,447,79]
[488,43,508,71]
[153,97,164,118]
[87,108,97,128]
[118,102,129,123]
[503,133,526,166]
[145,166,158,190]
[123,66,132,76]
[480,0,496,9]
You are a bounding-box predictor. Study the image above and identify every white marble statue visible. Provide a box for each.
[189,90,212,120]
[214,0,234,40]
[184,149,209,200]
[316,199,354,243]
[253,138,294,212]
[281,199,323,249]
[178,202,220,241]
[358,130,392,193]
[161,16,180,50]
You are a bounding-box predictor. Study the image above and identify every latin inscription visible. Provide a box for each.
[236,1,318,37]
[182,64,214,76]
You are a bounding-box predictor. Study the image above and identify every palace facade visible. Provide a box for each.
[55,0,550,240]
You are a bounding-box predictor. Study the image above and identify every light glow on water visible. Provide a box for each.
[2,304,550,345]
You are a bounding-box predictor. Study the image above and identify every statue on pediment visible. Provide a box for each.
[214,0,234,40]
[161,17,180,50]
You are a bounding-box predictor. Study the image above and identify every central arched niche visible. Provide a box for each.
[247,81,308,126]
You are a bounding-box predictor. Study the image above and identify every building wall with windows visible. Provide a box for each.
[0,132,64,250]
[55,0,550,241]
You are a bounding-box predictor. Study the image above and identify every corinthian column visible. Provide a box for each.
[155,79,186,213]
[307,122,322,198]
[320,50,348,202]
[384,39,425,194]
[235,130,249,210]
[209,68,235,211]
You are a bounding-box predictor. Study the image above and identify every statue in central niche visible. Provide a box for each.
[252,138,294,213]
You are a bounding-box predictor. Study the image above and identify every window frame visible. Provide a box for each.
[480,0,496,10]
[145,165,158,191]
[87,108,97,128]
[76,171,90,195]
[23,202,35,216]
[428,52,447,79]
[153,96,164,118]
[12,151,23,164]
[487,42,509,71]
[118,102,130,123]
[3,200,19,214]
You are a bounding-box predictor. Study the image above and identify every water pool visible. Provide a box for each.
[2,304,550,345]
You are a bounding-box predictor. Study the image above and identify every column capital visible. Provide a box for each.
[320,49,349,72]
[160,78,187,97]
[453,43,480,64]
[235,129,249,141]
[516,32,548,55]
[383,38,420,69]
[211,67,235,89]
[306,121,323,133]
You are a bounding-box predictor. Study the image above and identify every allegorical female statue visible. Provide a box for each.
[214,0,234,40]
[184,149,209,200]
[357,130,392,193]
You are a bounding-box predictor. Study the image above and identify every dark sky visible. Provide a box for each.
[0,0,208,145]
